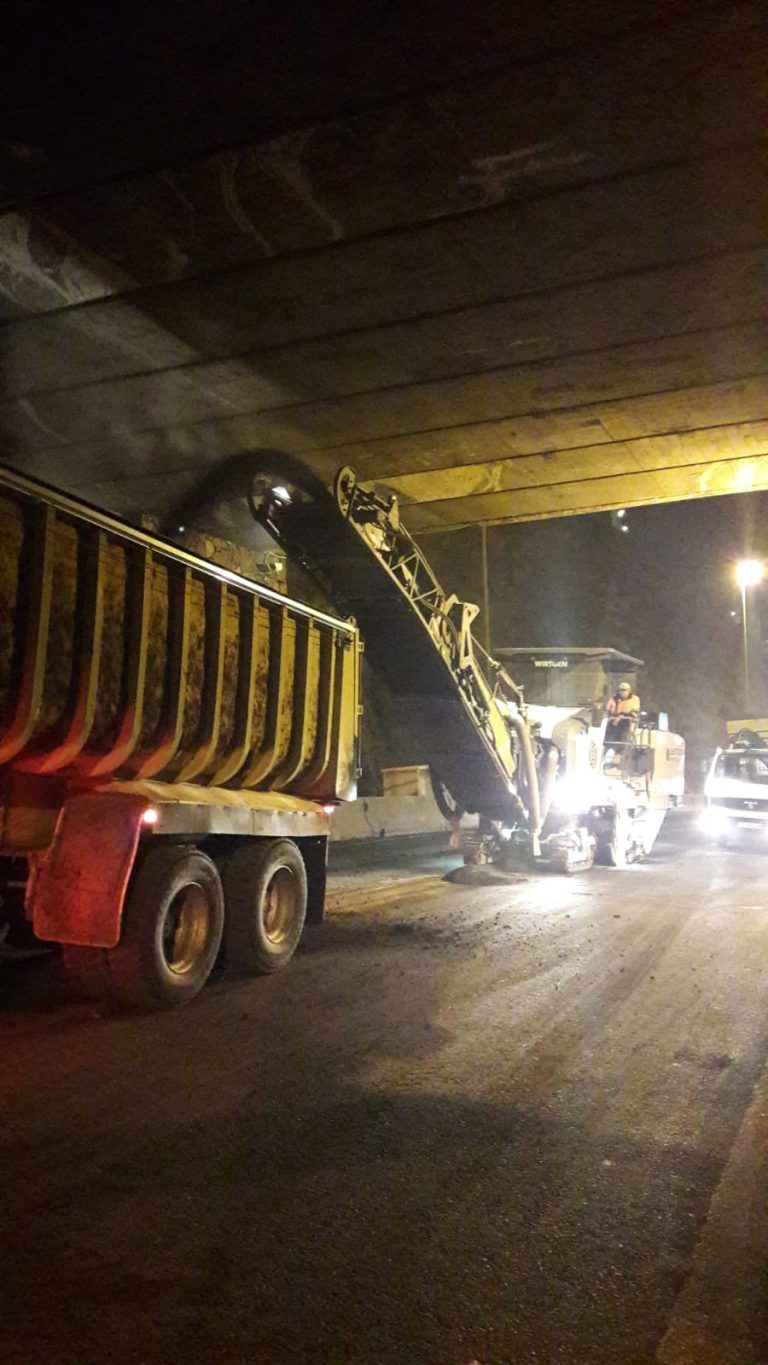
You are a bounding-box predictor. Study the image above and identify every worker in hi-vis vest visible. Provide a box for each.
[605,679,640,747]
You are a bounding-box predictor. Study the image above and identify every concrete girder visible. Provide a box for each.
[2,148,762,398]
[0,3,763,535]
[2,312,763,459]
[0,2,741,200]
[407,449,768,529]
[373,420,768,529]
[0,6,759,317]
[0,246,759,420]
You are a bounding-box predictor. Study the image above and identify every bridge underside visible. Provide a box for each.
[1,2,763,532]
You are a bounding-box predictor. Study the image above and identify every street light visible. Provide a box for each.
[735,559,765,714]
[735,559,764,591]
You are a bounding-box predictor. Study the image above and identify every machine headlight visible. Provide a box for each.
[552,780,584,815]
[699,807,729,835]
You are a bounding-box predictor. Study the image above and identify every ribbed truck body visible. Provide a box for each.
[0,466,361,1009]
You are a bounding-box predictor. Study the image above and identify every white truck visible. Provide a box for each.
[701,725,768,845]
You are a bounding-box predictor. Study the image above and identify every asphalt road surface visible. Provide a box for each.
[3,814,768,1365]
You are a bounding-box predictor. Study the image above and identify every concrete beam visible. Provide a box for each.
[0,4,761,540]
[2,148,761,397]
[403,437,768,530]
[2,313,762,457]
[0,6,759,314]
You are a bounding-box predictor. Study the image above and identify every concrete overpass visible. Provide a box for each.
[0,1,763,533]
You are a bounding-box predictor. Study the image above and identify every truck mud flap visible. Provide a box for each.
[33,792,148,948]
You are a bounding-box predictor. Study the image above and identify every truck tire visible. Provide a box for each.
[61,845,224,1011]
[224,838,307,975]
[109,845,225,1010]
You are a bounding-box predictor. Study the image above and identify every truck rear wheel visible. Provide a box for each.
[65,845,224,1011]
[111,845,224,1009]
[63,846,225,1010]
[224,838,307,975]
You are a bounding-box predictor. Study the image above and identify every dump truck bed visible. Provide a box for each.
[0,465,360,826]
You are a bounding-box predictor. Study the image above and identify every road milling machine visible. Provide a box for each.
[251,460,685,874]
[495,647,685,868]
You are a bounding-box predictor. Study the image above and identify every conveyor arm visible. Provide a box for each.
[251,458,539,828]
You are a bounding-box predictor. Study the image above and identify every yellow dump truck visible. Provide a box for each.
[0,466,361,1008]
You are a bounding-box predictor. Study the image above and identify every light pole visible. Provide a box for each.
[735,559,764,715]
[480,523,491,655]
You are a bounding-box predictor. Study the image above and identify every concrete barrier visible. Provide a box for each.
[330,790,455,841]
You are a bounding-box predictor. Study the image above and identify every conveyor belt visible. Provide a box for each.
[251,457,534,821]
